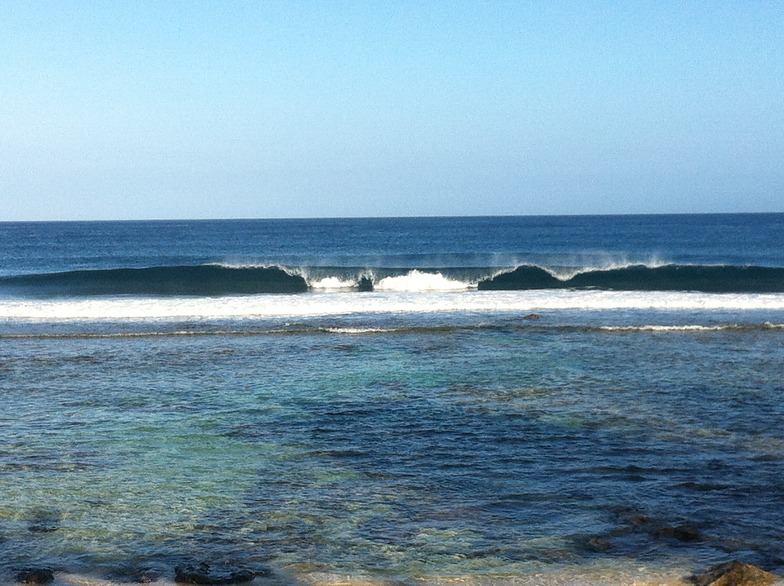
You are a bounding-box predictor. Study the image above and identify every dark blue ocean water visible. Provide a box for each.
[2,214,784,278]
[1,215,783,584]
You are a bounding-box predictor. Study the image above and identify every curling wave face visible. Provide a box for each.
[2,261,784,330]
[0,264,310,296]
[3,261,784,298]
[478,263,784,292]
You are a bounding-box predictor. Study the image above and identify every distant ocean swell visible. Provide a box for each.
[3,262,784,297]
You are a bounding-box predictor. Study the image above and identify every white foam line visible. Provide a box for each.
[323,327,392,334]
[1,290,784,322]
[600,325,743,332]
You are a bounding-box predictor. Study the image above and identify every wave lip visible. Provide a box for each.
[4,262,784,299]
[478,264,784,293]
[0,265,309,297]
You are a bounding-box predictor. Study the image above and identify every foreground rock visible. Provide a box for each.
[174,562,257,584]
[653,524,702,542]
[15,568,54,584]
[26,509,61,533]
[691,561,781,586]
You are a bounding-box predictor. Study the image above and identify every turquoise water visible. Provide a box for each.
[2,324,783,582]
[1,216,784,583]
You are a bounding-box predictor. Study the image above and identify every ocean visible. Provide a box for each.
[1,214,783,585]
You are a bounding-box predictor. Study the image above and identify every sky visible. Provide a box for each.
[1,1,782,220]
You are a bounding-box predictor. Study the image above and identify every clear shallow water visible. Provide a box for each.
[1,215,784,583]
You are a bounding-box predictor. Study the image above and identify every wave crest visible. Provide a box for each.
[0,265,308,296]
[3,262,784,298]
[478,264,784,293]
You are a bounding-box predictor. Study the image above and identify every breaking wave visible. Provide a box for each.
[477,264,784,293]
[2,262,784,299]
[0,265,309,296]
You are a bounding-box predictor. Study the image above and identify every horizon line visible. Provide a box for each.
[3,210,783,224]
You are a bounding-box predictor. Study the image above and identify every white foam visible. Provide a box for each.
[310,276,357,290]
[375,270,471,291]
[323,327,391,334]
[2,289,784,324]
[600,324,743,332]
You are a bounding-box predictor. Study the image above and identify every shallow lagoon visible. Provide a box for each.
[2,320,783,583]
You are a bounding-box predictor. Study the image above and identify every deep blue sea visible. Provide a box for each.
[1,214,783,585]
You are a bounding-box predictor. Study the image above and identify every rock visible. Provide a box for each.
[133,570,159,583]
[27,523,58,533]
[629,514,653,526]
[653,524,702,542]
[15,568,54,584]
[26,509,60,533]
[174,562,256,584]
[691,561,781,586]
[586,536,613,552]
[523,313,542,320]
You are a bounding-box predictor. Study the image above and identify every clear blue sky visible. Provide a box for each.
[1,1,782,220]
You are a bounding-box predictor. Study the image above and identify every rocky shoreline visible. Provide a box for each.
[7,507,784,586]
[6,561,782,586]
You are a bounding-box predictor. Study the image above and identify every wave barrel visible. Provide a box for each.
[0,265,309,297]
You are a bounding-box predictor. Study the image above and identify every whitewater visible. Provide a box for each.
[2,288,784,324]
